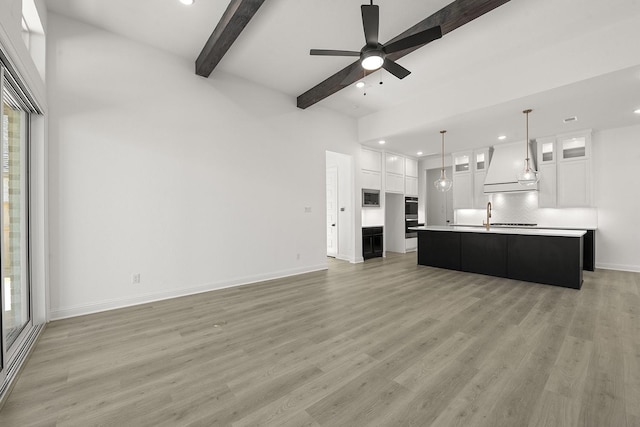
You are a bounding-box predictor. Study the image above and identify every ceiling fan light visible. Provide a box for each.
[361,54,384,71]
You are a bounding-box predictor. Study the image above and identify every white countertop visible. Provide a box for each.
[411,225,586,238]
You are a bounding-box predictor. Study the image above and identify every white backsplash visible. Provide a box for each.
[455,192,598,228]
[362,206,385,227]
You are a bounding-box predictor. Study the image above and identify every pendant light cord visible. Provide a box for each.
[523,109,532,161]
[440,130,446,172]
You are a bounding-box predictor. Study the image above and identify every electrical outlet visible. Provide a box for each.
[132,273,141,284]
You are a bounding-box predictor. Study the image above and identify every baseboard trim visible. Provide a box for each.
[0,324,45,409]
[49,264,328,320]
[595,263,640,273]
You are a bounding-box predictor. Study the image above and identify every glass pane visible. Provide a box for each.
[476,153,485,170]
[2,94,29,349]
[455,155,469,172]
[562,137,586,159]
[542,142,554,162]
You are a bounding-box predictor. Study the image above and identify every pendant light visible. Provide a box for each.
[517,109,540,186]
[434,130,452,192]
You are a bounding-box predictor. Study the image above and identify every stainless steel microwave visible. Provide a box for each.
[362,189,380,207]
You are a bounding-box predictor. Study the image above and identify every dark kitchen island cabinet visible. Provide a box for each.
[417,226,585,289]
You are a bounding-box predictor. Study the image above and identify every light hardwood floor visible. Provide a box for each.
[1,252,639,426]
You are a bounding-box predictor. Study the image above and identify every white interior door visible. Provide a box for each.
[326,166,338,257]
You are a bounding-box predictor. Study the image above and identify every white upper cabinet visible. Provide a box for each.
[536,136,558,208]
[360,147,420,196]
[362,170,382,190]
[362,148,382,172]
[453,173,473,209]
[385,153,406,194]
[557,131,592,207]
[452,150,473,209]
[405,177,418,196]
[386,173,405,194]
[404,157,418,196]
[385,153,405,175]
[535,130,592,208]
[405,157,418,178]
[473,148,490,209]
[361,148,382,190]
[453,151,471,175]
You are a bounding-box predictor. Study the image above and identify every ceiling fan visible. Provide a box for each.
[310,1,442,80]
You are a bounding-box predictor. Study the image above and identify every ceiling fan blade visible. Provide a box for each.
[310,49,361,57]
[382,59,411,79]
[361,5,379,47]
[383,25,442,54]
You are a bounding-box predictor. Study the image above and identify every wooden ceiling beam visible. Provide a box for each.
[196,0,267,78]
[296,0,511,109]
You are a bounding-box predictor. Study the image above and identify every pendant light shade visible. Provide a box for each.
[517,109,540,186]
[434,130,453,192]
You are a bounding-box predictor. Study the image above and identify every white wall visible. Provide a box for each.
[592,124,640,272]
[46,13,360,319]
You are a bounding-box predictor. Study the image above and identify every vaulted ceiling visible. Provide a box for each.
[45,0,640,157]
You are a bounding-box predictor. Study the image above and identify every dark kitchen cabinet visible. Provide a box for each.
[418,230,583,289]
[363,227,383,260]
[507,234,583,289]
[417,230,461,270]
[583,229,595,271]
[461,232,507,277]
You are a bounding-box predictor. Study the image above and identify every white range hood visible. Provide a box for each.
[484,141,539,194]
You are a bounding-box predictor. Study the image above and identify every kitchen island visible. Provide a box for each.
[415,226,585,289]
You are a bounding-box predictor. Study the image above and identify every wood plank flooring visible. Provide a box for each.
[1,252,639,426]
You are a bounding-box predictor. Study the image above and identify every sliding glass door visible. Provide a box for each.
[0,66,32,377]
[2,87,30,348]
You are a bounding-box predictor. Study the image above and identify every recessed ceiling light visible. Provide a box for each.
[356,81,365,89]
[378,140,386,145]
[634,108,640,114]
[179,0,194,5]
[498,135,506,140]
[417,151,423,156]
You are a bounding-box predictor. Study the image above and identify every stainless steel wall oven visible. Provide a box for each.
[405,196,418,238]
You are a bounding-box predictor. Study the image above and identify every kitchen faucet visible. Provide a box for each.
[483,201,492,230]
